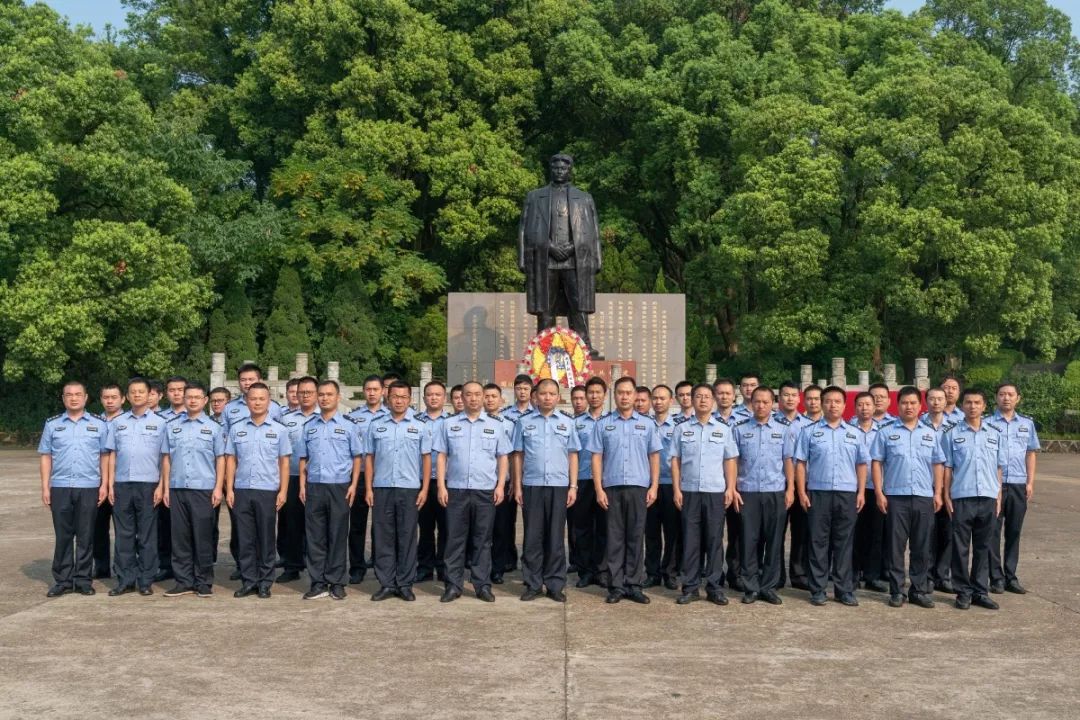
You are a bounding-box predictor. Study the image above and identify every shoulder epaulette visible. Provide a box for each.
[734,417,751,427]
[46,413,63,423]
[165,414,184,423]
[556,409,574,420]
[774,415,791,426]
[304,414,322,425]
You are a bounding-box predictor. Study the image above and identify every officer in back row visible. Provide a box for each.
[39,381,111,597]
[93,383,125,581]
[416,380,450,582]
[671,383,738,605]
[277,376,318,584]
[922,386,957,593]
[484,383,517,584]
[345,374,387,584]
[226,382,291,599]
[159,382,225,597]
[645,384,679,590]
[572,376,608,589]
[512,378,580,602]
[589,376,661,605]
[107,377,167,597]
[433,381,512,603]
[299,379,362,601]
[366,381,432,602]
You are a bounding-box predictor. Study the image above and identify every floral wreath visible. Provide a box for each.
[523,326,593,388]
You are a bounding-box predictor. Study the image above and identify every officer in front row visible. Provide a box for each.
[671,383,739,605]
[226,383,291,599]
[732,386,791,605]
[366,381,432,602]
[794,386,868,607]
[299,379,362,601]
[870,386,944,609]
[107,377,167,596]
[943,388,1006,610]
[512,378,580,603]
[160,382,225,597]
[589,376,661,605]
[433,381,512,603]
[39,381,110,597]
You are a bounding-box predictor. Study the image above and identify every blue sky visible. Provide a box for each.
[38,0,1080,36]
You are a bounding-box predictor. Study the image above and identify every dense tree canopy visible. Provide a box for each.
[1,0,1078,429]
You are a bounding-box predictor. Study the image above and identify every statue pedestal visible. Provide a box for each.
[448,292,684,386]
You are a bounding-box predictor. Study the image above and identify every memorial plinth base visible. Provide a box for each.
[495,360,637,388]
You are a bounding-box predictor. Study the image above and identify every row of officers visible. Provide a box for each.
[39,365,1039,609]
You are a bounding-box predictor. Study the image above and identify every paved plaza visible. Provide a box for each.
[0,448,1078,719]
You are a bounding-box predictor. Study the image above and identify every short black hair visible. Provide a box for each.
[803,383,823,396]
[247,382,270,394]
[868,382,889,393]
[960,387,985,403]
[535,378,560,393]
[712,377,735,390]
[387,380,411,393]
[482,382,501,393]
[739,372,761,384]
[450,384,464,395]
[675,380,693,393]
[296,375,318,388]
[513,374,533,388]
[148,379,164,394]
[778,380,799,393]
[570,385,587,396]
[165,375,187,388]
[62,379,87,393]
[995,381,1019,394]
[854,391,873,404]
[821,385,846,401]
[691,383,714,398]
[184,381,208,395]
[362,374,383,387]
[635,385,651,395]
[285,378,301,390]
[381,372,402,385]
[613,376,637,392]
[236,362,263,378]
[897,386,921,402]
[751,386,775,401]
[209,386,231,399]
[99,383,122,395]
[651,384,673,397]
[585,377,607,391]
[127,376,150,392]
[424,380,446,392]
[317,379,340,393]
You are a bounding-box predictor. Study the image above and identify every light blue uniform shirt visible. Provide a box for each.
[869,419,945,498]
[794,419,869,492]
[226,418,291,490]
[944,407,965,425]
[107,410,167,484]
[160,413,225,490]
[159,407,183,421]
[669,416,739,493]
[919,413,956,436]
[501,404,536,423]
[872,413,897,429]
[299,413,363,485]
[37,412,110,488]
[986,412,1040,484]
[587,411,662,489]
[432,412,513,491]
[732,404,752,421]
[655,415,678,485]
[574,412,604,480]
[781,414,815,460]
[849,421,880,490]
[418,411,450,479]
[281,409,317,476]
[223,396,284,430]
[943,421,1006,499]
[489,413,514,443]
[732,417,789,493]
[367,413,432,489]
[512,410,581,487]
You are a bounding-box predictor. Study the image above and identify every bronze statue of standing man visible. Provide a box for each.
[517,153,602,358]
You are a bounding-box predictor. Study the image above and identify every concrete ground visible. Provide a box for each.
[0,449,1078,719]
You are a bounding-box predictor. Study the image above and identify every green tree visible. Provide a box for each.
[261,267,313,373]
[211,283,259,366]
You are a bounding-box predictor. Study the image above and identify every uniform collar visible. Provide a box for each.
[179,412,209,424]
[689,414,719,427]
[243,415,273,427]
[126,409,154,420]
[312,411,344,424]
[653,414,675,427]
[61,412,90,423]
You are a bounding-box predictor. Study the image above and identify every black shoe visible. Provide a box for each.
[107,584,134,597]
[330,585,346,600]
[972,594,999,610]
[1005,581,1027,595]
[520,587,543,601]
[303,585,329,600]
[865,579,889,593]
[234,585,257,598]
[257,586,272,599]
[196,586,213,598]
[276,570,301,583]
[955,595,971,610]
[138,586,153,596]
[46,584,72,597]
[741,591,757,604]
[546,589,567,603]
[75,585,95,596]
[575,573,594,589]
[153,569,174,583]
[888,594,904,608]
[229,569,241,581]
[810,592,828,606]
[371,587,397,601]
[791,580,810,591]
[676,590,701,605]
[644,575,661,588]
[989,582,1005,595]
[706,591,728,606]
[440,587,461,603]
[605,589,623,604]
[837,592,859,607]
[414,570,434,583]
[595,573,612,587]
[400,588,416,601]
[934,579,955,594]
[663,576,678,591]
[163,585,194,597]
[626,588,651,604]
[760,590,783,605]
[909,593,935,609]
[476,587,496,602]
[491,574,504,585]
